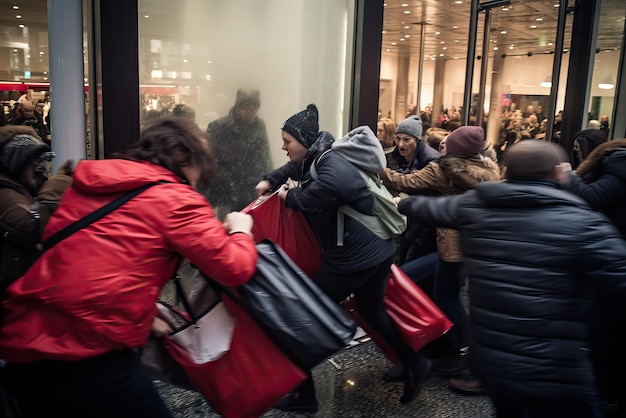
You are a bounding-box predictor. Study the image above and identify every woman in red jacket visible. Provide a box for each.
[0,117,258,418]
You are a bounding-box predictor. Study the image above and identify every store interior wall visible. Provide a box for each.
[381,47,620,129]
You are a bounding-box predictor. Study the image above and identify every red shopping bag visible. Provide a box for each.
[242,192,323,277]
[384,264,454,352]
[345,264,453,361]
[163,294,307,418]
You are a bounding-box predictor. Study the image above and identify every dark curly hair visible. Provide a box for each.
[120,117,216,184]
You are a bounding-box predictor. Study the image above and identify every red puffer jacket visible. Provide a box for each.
[0,159,257,363]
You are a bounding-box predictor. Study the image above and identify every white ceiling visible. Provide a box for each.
[382,0,625,60]
[0,0,624,80]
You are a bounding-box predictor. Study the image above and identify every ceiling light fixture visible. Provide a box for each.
[16,15,21,19]
[598,77,615,89]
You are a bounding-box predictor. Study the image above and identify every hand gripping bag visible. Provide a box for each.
[242,192,323,277]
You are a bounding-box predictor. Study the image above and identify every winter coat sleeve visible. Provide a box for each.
[264,162,300,188]
[398,192,471,229]
[36,173,72,224]
[381,161,441,194]
[160,187,258,287]
[574,216,626,303]
[0,188,42,249]
[566,170,625,211]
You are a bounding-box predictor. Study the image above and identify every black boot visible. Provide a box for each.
[274,375,319,412]
[400,354,432,405]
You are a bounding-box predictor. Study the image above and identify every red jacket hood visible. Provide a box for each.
[72,159,184,194]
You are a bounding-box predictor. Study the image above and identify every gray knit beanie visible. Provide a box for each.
[396,115,423,140]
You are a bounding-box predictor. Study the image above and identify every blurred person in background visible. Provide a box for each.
[206,88,272,217]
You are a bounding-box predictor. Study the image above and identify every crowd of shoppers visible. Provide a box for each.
[1,93,626,418]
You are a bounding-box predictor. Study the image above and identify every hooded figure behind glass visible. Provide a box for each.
[205,88,272,217]
[0,125,72,295]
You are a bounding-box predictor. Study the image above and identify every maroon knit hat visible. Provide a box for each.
[445,126,484,156]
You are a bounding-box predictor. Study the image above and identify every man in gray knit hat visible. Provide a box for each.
[387,115,441,175]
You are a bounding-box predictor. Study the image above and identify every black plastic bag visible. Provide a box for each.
[234,240,357,371]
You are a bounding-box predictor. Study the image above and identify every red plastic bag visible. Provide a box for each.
[163,294,307,418]
[242,192,323,277]
[345,264,453,360]
[384,264,454,352]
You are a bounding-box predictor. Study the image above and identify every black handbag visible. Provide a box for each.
[210,240,356,371]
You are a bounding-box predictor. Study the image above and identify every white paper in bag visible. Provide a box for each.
[157,302,236,364]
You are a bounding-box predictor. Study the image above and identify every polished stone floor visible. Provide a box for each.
[156,334,495,418]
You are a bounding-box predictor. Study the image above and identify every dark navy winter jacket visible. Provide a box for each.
[399,180,626,399]
[265,139,395,272]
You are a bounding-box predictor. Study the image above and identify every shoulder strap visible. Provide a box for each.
[41,181,165,253]
[309,149,332,180]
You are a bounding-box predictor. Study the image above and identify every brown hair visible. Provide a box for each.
[121,117,216,184]
[377,117,396,148]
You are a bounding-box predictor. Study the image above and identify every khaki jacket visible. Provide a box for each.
[382,155,500,261]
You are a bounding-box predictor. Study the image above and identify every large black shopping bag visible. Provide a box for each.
[154,274,307,418]
[217,240,357,371]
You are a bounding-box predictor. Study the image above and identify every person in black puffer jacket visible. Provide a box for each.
[398,140,626,418]
[566,138,626,416]
[256,104,430,412]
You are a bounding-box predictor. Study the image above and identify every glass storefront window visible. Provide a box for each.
[137,0,354,171]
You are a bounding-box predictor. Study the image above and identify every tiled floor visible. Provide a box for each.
[156,338,495,418]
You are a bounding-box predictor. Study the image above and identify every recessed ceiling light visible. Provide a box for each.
[12,5,19,10]
[443,47,447,50]
[494,47,499,50]
[530,25,537,29]
[144,15,149,18]
[404,10,410,14]
[15,15,21,19]
[509,45,514,49]
[183,59,188,63]
[452,25,459,29]
[405,35,410,38]
[18,24,24,28]
[401,3,408,6]
[435,32,441,35]
[501,31,507,34]
[386,49,391,52]
[391,42,397,45]
[502,7,509,11]
[404,26,410,29]
[400,38,405,41]
[382,30,386,34]
[536,17,543,21]
[455,1,463,4]
[440,53,445,56]
[548,42,553,46]
[441,41,445,44]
